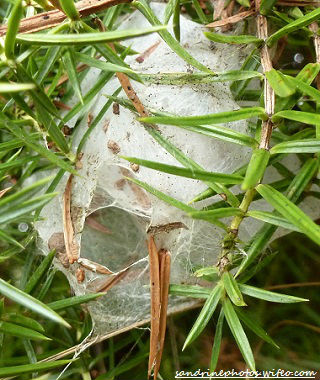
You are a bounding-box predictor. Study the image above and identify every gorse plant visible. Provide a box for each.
[0,0,320,378]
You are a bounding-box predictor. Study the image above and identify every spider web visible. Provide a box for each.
[35,3,320,338]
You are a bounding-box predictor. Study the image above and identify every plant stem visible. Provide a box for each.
[217,2,275,272]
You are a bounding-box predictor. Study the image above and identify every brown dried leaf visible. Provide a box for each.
[78,257,114,274]
[86,215,112,235]
[63,175,79,264]
[206,9,255,28]
[148,235,161,378]
[0,187,11,198]
[153,250,171,380]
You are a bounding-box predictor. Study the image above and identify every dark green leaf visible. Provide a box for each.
[143,124,240,207]
[24,250,56,294]
[236,158,318,276]
[236,0,250,6]
[189,208,243,222]
[247,210,301,232]
[204,32,262,45]
[124,177,194,213]
[235,308,279,348]
[158,123,258,148]
[270,139,320,154]
[285,74,320,103]
[265,69,296,97]
[139,107,267,126]
[73,52,136,75]
[48,293,105,311]
[222,272,246,307]
[7,313,45,333]
[286,158,318,202]
[0,279,70,327]
[60,0,80,20]
[192,0,208,24]
[0,321,50,341]
[210,309,224,372]
[121,156,244,184]
[0,175,53,209]
[267,8,320,46]
[173,0,180,41]
[4,0,23,59]
[195,267,219,282]
[0,360,73,377]
[17,26,167,45]
[238,284,308,303]
[242,148,270,190]
[0,193,57,224]
[256,184,320,246]
[62,49,83,104]
[231,49,260,100]
[169,284,211,299]
[35,46,61,85]
[260,0,277,15]
[3,121,77,174]
[183,284,223,349]
[223,298,255,371]
[272,110,320,126]
[139,71,263,85]
[0,230,24,248]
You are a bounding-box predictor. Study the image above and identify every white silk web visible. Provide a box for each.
[34,3,319,337]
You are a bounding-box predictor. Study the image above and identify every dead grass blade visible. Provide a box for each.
[206,9,255,28]
[153,250,171,380]
[95,268,130,292]
[0,187,11,198]
[147,235,161,378]
[63,174,79,264]
[86,215,112,234]
[78,257,114,274]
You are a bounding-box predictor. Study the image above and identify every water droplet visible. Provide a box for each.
[18,222,29,233]
[294,53,304,64]
[298,101,304,106]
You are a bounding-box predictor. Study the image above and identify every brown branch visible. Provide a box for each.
[256,6,275,150]
[0,0,132,37]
